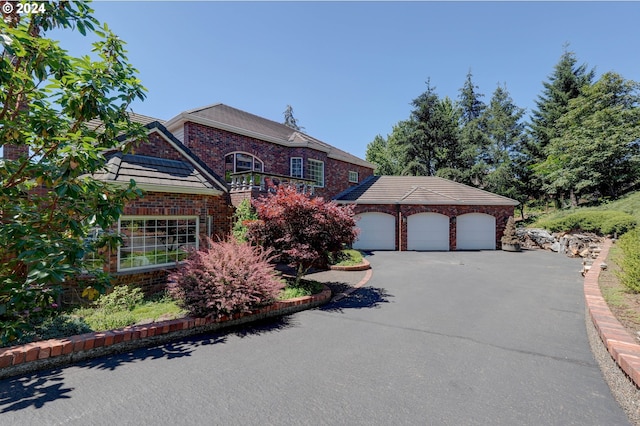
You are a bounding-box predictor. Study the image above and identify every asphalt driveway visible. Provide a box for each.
[0,250,630,425]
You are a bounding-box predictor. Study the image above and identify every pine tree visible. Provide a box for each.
[283,105,304,131]
[457,71,488,185]
[538,72,640,202]
[527,49,594,205]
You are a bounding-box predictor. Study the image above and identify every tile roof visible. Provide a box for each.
[93,153,221,194]
[168,103,373,169]
[334,176,519,206]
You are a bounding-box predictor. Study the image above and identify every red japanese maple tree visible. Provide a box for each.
[247,185,358,284]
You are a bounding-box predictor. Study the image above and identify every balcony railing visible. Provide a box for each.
[228,171,315,196]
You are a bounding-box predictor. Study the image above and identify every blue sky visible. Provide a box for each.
[49,1,640,159]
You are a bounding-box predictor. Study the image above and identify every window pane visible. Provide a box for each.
[119,216,198,270]
[236,153,253,172]
[307,159,324,187]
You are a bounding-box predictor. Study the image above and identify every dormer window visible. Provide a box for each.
[225,152,264,173]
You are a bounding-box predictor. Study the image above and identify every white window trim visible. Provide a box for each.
[117,215,199,272]
[290,157,303,178]
[307,159,325,188]
[349,171,359,183]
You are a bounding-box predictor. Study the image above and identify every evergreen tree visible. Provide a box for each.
[432,97,465,181]
[457,71,488,185]
[538,72,640,203]
[527,49,594,204]
[480,84,526,202]
[529,49,594,157]
[402,80,442,176]
[283,105,304,131]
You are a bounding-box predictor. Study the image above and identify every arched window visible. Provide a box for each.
[225,152,264,174]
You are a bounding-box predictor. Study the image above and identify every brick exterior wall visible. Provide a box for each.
[353,204,515,251]
[130,132,184,161]
[182,122,373,200]
[2,144,29,160]
[106,192,232,289]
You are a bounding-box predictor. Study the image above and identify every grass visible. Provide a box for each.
[2,275,325,348]
[329,249,364,266]
[71,292,186,331]
[279,278,324,299]
[599,245,640,332]
[530,191,640,227]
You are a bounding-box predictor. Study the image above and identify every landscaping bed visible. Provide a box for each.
[599,245,640,340]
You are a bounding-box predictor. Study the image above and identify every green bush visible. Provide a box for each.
[535,210,636,236]
[96,285,144,313]
[616,228,640,293]
[329,249,364,266]
[232,199,258,242]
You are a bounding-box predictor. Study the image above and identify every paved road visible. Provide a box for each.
[0,250,630,425]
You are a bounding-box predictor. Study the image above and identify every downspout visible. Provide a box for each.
[397,204,402,252]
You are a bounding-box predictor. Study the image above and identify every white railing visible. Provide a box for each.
[228,171,315,195]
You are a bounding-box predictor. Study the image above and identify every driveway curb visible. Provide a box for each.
[0,287,332,380]
[584,239,640,388]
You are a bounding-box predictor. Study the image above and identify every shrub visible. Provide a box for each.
[616,228,640,293]
[329,249,364,266]
[535,210,636,236]
[247,185,357,284]
[96,285,145,313]
[232,199,258,242]
[168,238,284,318]
[501,216,519,244]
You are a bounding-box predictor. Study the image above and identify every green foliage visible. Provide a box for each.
[1,314,93,348]
[232,199,258,242]
[329,249,364,266]
[0,2,147,344]
[96,285,144,313]
[534,210,636,236]
[365,132,406,176]
[616,229,640,293]
[279,279,323,300]
[536,72,640,202]
[81,309,137,331]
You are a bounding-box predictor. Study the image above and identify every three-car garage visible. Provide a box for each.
[337,176,518,252]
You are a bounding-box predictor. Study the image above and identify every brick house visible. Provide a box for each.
[86,121,232,295]
[1,105,375,297]
[162,103,375,206]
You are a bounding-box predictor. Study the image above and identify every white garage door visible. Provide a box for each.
[407,213,450,251]
[353,212,396,250]
[456,213,496,250]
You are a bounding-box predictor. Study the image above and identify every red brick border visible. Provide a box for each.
[584,239,640,388]
[329,258,371,271]
[0,287,332,379]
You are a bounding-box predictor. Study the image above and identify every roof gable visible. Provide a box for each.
[164,103,374,169]
[96,122,228,194]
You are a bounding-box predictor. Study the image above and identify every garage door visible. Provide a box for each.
[407,213,450,251]
[456,213,496,250]
[353,212,396,250]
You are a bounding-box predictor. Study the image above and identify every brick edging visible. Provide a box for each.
[329,257,371,271]
[584,239,640,388]
[0,287,332,379]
